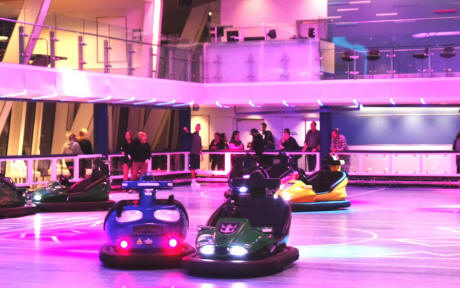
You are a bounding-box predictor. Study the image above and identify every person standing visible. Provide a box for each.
[190,124,203,187]
[62,132,83,177]
[209,132,225,170]
[302,121,320,171]
[453,131,460,174]
[330,128,349,171]
[260,122,275,150]
[250,128,264,155]
[330,128,348,153]
[131,131,151,180]
[120,131,134,181]
[229,130,244,171]
[77,128,93,178]
[280,128,301,170]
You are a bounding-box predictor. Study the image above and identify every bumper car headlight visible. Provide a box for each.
[199,245,215,255]
[33,194,42,201]
[116,210,143,223]
[154,209,181,222]
[229,245,248,256]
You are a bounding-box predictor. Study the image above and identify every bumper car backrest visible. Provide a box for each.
[68,177,97,193]
[315,171,347,194]
[236,196,291,240]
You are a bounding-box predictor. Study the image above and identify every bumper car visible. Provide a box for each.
[226,152,295,198]
[183,168,299,277]
[0,175,36,218]
[275,155,350,212]
[100,175,194,268]
[30,159,114,212]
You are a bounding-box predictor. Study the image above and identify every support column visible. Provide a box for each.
[319,107,332,168]
[31,102,44,155]
[94,104,109,155]
[3,0,52,64]
[7,102,27,155]
[141,0,163,77]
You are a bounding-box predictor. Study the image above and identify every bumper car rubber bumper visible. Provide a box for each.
[0,205,36,218]
[36,200,115,212]
[182,246,299,277]
[290,200,350,212]
[100,243,195,269]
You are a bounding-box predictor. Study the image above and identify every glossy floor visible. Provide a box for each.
[1,184,460,288]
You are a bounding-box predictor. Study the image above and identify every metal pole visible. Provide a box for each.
[104,39,112,73]
[78,35,86,70]
[187,54,192,82]
[127,43,135,76]
[149,46,154,78]
[427,47,432,78]
[19,26,27,64]
[49,30,57,68]
[168,48,174,79]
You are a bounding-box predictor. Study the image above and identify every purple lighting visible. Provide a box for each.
[216,101,230,109]
[173,101,194,108]
[32,92,58,100]
[412,31,460,38]
[1,89,27,98]
[156,99,176,106]
[113,97,135,104]
[88,95,111,103]
[134,98,156,105]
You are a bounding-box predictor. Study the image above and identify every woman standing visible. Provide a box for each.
[121,131,134,181]
[229,131,244,171]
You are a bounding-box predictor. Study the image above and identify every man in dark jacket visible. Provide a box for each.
[131,131,151,180]
[280,128,301,170]
[78,129,93,178]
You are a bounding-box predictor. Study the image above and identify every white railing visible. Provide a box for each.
[0,154,103,187]
[335,152,460,177]
[1,151,458,187]
[107,151,321,182]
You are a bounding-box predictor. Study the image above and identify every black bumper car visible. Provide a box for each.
[30,159,114,212]
[182,168,299,277]
[0,175,36,218]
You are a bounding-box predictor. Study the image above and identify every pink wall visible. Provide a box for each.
[221,0,327,27]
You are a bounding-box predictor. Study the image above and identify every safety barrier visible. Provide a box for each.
[1,151,458,187]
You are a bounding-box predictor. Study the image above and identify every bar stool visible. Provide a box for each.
[440,46,456,77]
[386,48,396,78]
[342,50,359,79]
[366,49,381,78]
[413,47,429,77]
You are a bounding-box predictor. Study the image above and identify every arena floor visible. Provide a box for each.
[0,184,459,288]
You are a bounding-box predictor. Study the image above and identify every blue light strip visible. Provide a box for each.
[88,95,111,103]
[173,101,194,107]
[32,92,58,100]
[113,96,135,104]
[156,99,176,106]
[216,101,230,109]
[1,89,27,98]
[133,98,156,105]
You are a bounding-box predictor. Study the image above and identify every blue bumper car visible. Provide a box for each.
[99,177,194,268]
